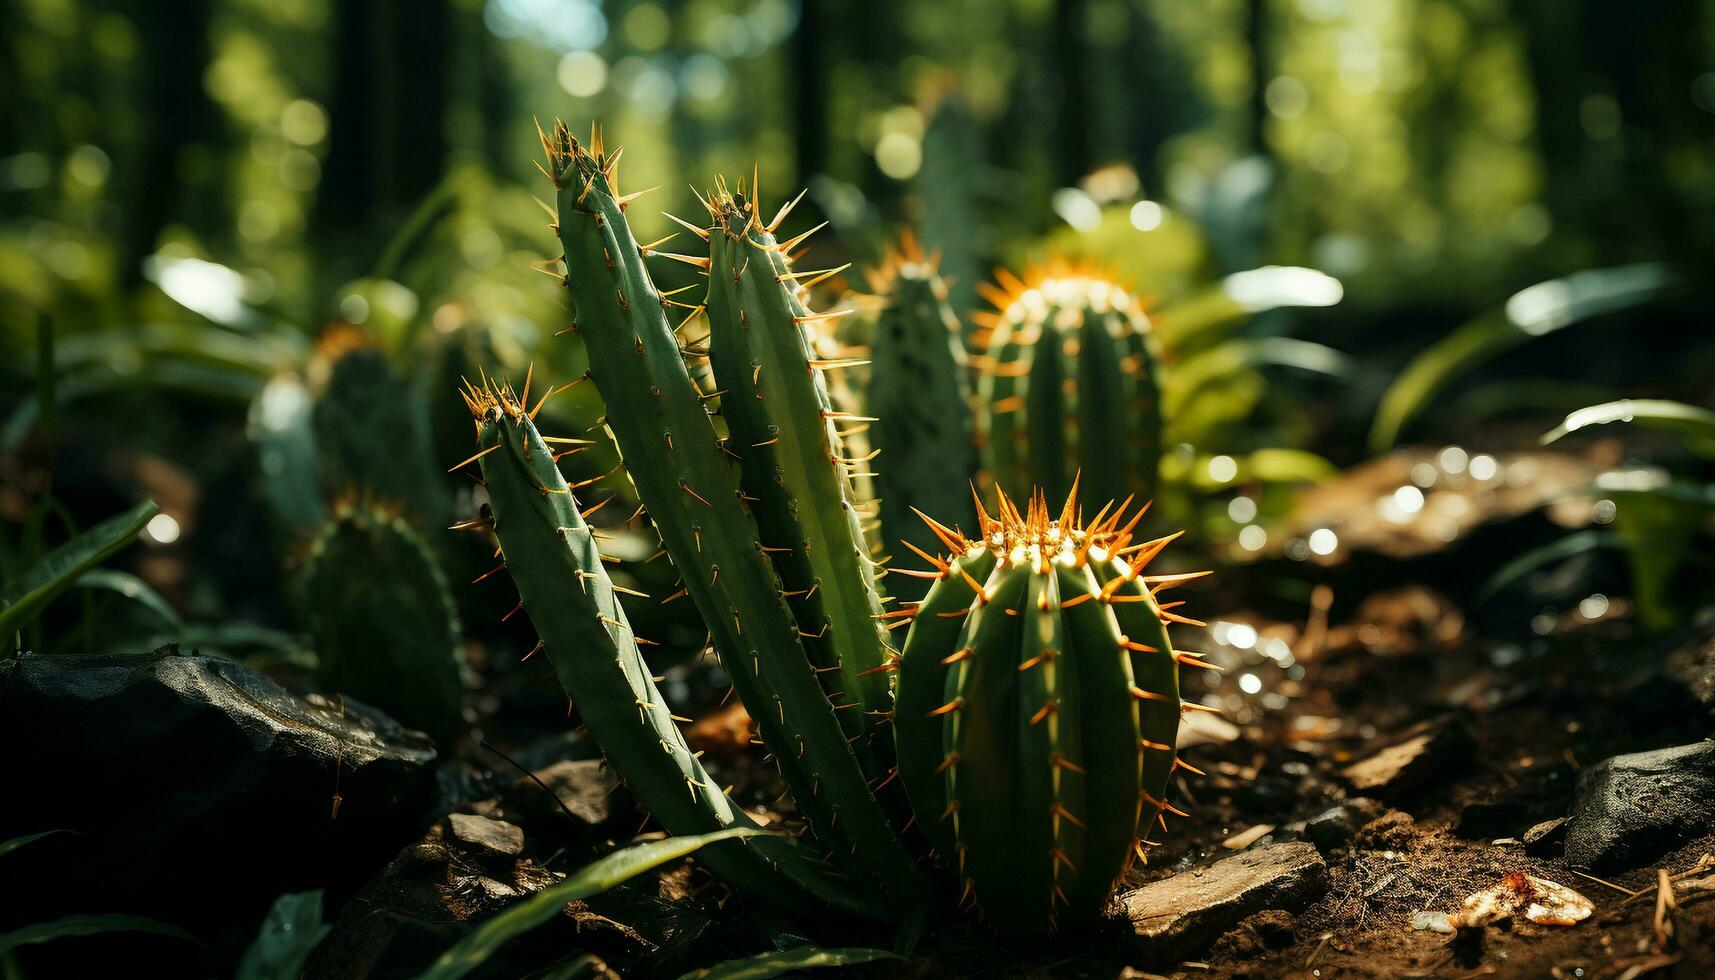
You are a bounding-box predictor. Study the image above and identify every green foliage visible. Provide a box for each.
[236,892,331,980]
[0,499,157,643]
[0,915,198,956]
[248,373,326,537]
[677,945,901,980]
[975,267,1164,515]
[468,382,867,915]
[298,501,465,746]
[1369,263,1676,453]
[544,126,927,911]
[309,336,446,528]
[413,829,760,980]
[867,243,976,604]
[1542,399,1715,456]
[893,489,1193,935]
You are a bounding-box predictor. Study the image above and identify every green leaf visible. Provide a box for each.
[677,946,902,980]
[0,500,158,640]
[0,915,196,955]
[236,891,331,980]
[1477,530,1624,604]
[413,829,759,980]
[75,569,183,629]
[0,829,78,860]
[1542,399,1715,455]
[1153,265,1343,352]
[1369,263,1675,454]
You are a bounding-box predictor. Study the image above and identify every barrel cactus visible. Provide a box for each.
[974,265,1163,517]
[893,482,1209,935]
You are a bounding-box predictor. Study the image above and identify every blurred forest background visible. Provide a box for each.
[3,0,1715,644]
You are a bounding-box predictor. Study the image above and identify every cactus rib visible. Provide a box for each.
[542,125,927,911]
[464,380,870,916]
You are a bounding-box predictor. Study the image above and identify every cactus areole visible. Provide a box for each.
[894,482,1211,935]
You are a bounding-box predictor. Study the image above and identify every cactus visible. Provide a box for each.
[460,379,871,917]
[309,327,447,529]
[698,178,897,768]
[540,125,928,910]
[892,482,1207,935]
[866,236,976,603]
[974,265,1163,518]
[916,94,984,335]
[299,498,466,746]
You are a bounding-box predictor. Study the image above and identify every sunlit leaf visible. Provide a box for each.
[75,569,183,629]
[1542,399,1715,456]
[0,915,196,955]
[0,829,79,860]
[1153,266,1343,351]
[413,829,759,980]
[0,500,157,640]
[677,945,902,980]
[1369,263,1675,454]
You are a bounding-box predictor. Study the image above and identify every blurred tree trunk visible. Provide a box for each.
[120,0,220,289]
[316,0,449,285]
[1051,0,1090,185]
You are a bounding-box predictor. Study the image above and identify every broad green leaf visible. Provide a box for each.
[1369,263,1675,454]
[1542,399,1715,455]
[0,915,196,955]
[1153,265,1343,351]
[0,500,158,640]
[677,946,902,980]
[236,891,331,980]
[1164,337,1353,419]
[0,829,78,860]
[1477,530,1624,604]
[75,569,183,629]
[414,829,759,980]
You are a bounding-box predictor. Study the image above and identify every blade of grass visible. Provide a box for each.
[0,915,196,955]
[0,500,157,641]
[677,946,903,980]
[1542,399,1715,456]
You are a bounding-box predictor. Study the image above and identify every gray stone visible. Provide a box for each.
[1304,798,1382,852]
[1564,741,1715,871]
[510,758,634,831]
[1123,841,1328,962]
[1667,628,1715,718]
[446,813,525,858]
[1522,818,1568,856]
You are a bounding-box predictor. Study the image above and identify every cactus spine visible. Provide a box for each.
[461,379,869,916]
[866,237,976,603]
[699,180,895,764]
[299,499,466,746]
[893,484,1206,935]
[975,266,1163,516]
[541,125,928,910]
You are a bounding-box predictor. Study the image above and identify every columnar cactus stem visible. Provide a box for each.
[893,483,1205,935]
[541,125,927,911]
[462,379,870,916]
[974,266,1163,515]
[700,180,895,766]
[866,236,976,604]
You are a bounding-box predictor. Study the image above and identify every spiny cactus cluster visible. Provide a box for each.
[450,121,1209,936]
[973,264,1164,516]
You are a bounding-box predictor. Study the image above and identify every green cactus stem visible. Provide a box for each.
[299,497,466,747]
[974,264,1163,516]
[539,123,927,912]
[892,482,1210,936]
[699,179,896,766]
[459,379,871,917]
[866,235,976,604]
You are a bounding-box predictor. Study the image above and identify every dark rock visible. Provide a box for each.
[1339,716,1472,800]
[1304,798,1382,852]
[1667,628,1715,719]
[1522,818,1568,856]
[1210,908,1297,961]
[1454,802,1529,840]
[1564,741,1715,871]
[0,650,436,965]
[445,813,525,860]
[509,758,634,832]
[1353,811,1416,851]
[1122,842,1328,963]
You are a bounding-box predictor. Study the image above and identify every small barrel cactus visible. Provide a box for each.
[893,482,1209,935]
[867,235,976,604]
[974,265,1163,517]
[299,498,466,746]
